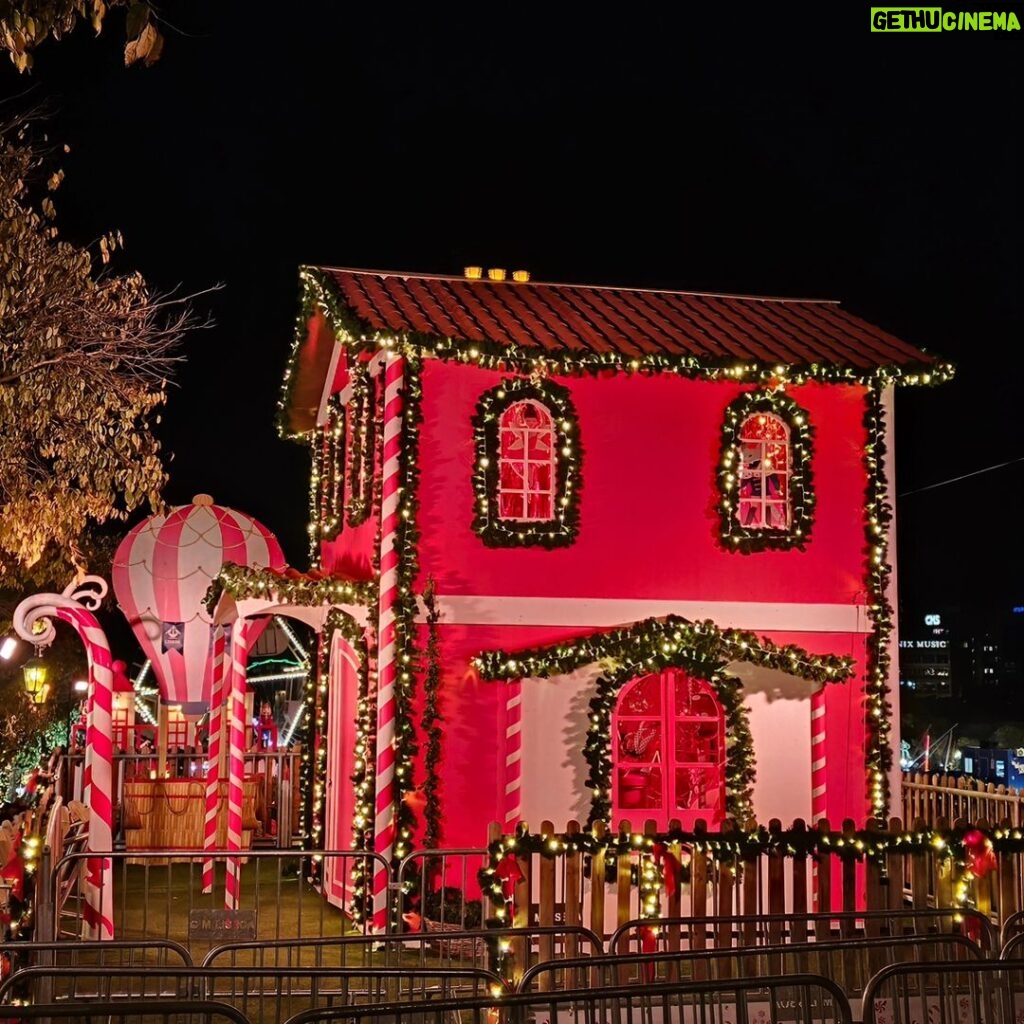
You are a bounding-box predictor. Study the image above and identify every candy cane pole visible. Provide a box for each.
[504,680,523,829]
[14,577,115,939]
[372,352,404,933]
[811,687,827,825]
[202,626,226,893]
[225,619,250,910]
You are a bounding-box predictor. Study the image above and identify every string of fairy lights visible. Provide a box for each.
[267,266,954,919]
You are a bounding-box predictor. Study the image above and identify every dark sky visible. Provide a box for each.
[4,6,1021,625]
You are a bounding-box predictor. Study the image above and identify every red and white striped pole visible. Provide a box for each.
[810,687,827,826]
[14,578,115,939]
[504,681,523,829]
[202,625,226,893]
[225,619,250,910]
[372,352,405,933]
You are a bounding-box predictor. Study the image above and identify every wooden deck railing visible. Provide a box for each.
[902,771,1024,828]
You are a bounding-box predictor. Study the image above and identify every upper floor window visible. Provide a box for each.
[472,377,580,548]
[717,390,815,552]
[738,412,791,530]
[498,401,556,521]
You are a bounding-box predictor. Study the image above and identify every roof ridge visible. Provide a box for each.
[305,264,842,306]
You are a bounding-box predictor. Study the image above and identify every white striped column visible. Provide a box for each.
[811,687,827,825]
[225,620,250,910]
[504,680,523,829]
[372,352,404,933]
[202,626,226,893]
[59,606,115,940]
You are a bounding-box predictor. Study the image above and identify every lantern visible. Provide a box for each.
[22,656,50,704]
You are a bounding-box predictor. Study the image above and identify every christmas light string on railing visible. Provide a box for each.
[471,376,582,548]
[717,389,815,553]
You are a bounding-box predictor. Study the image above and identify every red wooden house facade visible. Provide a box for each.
[212,265,949,919]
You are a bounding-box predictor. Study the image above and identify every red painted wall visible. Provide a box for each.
[414,362,869,604]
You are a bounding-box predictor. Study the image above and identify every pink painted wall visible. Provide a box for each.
[414,362,869,604]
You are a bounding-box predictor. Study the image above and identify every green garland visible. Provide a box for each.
[863,388,894,818]
[204,563,377,615]
[421,577,444,850]
[278,269,952,446]
[475,616,851,830]
[346,367,375,526]
[717,389,815,553]
[471,376,581,548]
[307,401,345,562]
[477,822,1017,911]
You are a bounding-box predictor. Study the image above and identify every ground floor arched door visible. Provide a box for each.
[611,668,727,830]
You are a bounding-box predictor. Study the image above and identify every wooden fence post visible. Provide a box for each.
[564,819,581,961]
[537,819,555,989]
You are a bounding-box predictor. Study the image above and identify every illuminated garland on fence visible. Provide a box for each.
[278,270,953,443]
[717,389,815,553]
[475,616,852,829]
[471,376,581,548]
[477,822,1021,914]
[863,388,894,818]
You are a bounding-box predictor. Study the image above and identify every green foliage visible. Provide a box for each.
[0,113,188,582]
[0,1,163,72]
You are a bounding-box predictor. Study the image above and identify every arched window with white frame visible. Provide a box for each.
[738,412,791,530]
[498,400,556,522]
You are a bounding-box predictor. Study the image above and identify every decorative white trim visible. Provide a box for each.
[415,595,872,634]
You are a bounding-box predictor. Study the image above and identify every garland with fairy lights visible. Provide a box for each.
[421,578,443,850]
[308,400,346,561]
[300,608,367,857]
[346,367,376,527]
[477,822,1019,920]
[717,389,815,553]
[277,269,952,446]
[475,616,852,829]
[205,564,377,615]
[349,351,426,930]
[471,376,581,548]
[863,389,894,818]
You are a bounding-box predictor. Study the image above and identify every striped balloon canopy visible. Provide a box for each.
[111,495,286,712]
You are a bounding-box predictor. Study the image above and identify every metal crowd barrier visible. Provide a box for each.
[0,964,509,1024]
[862,957,1024,1023]
[279,974,855,1024]
[12,999,252,1024]
[202,924,605,973]
[1001,908,1024,950]
[610,907,999,955]
[519,933,983,1004]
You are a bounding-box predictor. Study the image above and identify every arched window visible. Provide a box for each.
[738,412,791,530]
[718,391,814,552]
[498,400,556,522]
[472,378,580,547]
[612,669,726,831]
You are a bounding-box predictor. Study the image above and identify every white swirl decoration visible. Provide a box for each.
[13,575,110,648]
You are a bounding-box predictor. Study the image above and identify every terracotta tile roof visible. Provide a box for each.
[315,266,943,372]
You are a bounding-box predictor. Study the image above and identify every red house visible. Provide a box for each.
[213,265,950,922]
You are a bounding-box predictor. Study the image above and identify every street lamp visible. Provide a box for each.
[22,655,50,704]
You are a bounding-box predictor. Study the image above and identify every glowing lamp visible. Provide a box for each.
[463,266,483,280]
[22,657,50,704]
[487,268,506,281]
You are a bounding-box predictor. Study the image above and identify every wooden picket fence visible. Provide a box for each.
[487,815,1024,943]
[902,771,1024,828]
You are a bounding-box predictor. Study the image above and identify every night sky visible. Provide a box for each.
[4,6,1021,627]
